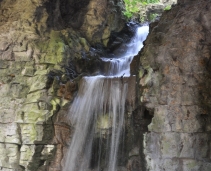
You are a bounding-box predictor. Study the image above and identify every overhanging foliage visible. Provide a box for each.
[123,0,160,19]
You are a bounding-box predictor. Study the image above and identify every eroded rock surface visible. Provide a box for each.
[2,0,211,170]
[0,0,125,170]
[132,0,177,22]
[139,0,211,170]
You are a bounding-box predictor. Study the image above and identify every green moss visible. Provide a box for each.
[48,31,65,53]
[36,31,67,64]
[79,37,90,51]
[20,145,34,162]
[40,53,64,64]
[28,74,47,92]
[21,66,35,76]
[148,115,164,131]
[30,125,37,141]
[9,83,29,98]
[22,104,49,123]
[50,98,61,111]
[20,124,37,143]
[186,160,198,170]
[35,40,48,53]
[139,68,145,78]
[97,114,112,129]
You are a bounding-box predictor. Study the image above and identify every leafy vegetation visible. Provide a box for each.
[123,0,160,19]
[164,5,171,11]
[149,13,159,21]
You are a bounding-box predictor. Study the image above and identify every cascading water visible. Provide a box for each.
[63,25,149,171]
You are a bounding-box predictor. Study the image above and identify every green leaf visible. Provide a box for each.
[164,5,171,11]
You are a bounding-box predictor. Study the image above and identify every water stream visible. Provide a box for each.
[63,25,149,171]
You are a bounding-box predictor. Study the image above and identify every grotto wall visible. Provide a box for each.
[0,0,125,170]
[2,0,211,170]
[139,0,211,170]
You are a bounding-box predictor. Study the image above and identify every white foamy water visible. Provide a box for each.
[101,25,149,77]
[63,25,149,171]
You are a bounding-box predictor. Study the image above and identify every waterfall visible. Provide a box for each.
[63,25,149,171]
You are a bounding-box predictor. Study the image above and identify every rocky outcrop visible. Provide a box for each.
[2,0,211,170]
[135,0,177,22]
[0,0,125,170]
[139,0,211,170]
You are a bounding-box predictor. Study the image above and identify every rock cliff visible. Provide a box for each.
[1,0,211,170]
[139,0,211,170]
[0,0,125,170]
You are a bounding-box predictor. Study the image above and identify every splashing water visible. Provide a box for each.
[63,25,149,171]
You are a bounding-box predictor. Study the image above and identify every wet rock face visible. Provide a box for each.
[0,0,125,170]
[45,0,91,29]
[139,0,211,170]
[44,0,125,45]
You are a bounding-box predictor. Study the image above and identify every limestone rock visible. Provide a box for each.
[0,0,125,170]
[139,0,211,170]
